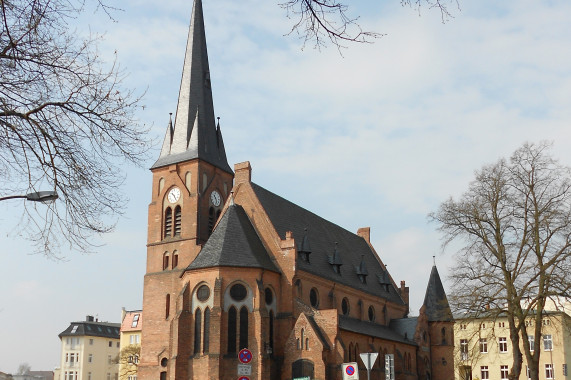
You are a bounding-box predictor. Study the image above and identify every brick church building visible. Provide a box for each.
[138,0,455,379]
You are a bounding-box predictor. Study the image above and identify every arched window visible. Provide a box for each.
[441,327,446,345]
[309,288,319,308]
[203,308,210,354]
[296,338,300,350]
[174,206,182,236]
[239,306,248,350]
[164,207,172,238]
[269,310,274,354]
[158,177,165,195]
[162,252,169,270]
[295,279,302,298]
[301,329,304,350]
[172,251,178,269]
[227,306,237,353]
[341,298,350,315]
[305,338,309,350]
[165,294,170,319]
[194,308,202,355]
[202,173,208,191]
[348,343,353,361]
[208,207,214,236]
[354,343,359,362]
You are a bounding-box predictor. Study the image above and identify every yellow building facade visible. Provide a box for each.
[119,310,142,380]
[454,311,571,380]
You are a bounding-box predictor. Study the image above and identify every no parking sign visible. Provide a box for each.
[342,362,359,380]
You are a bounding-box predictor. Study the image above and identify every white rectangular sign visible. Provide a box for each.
[385,354,395,380]
[342,362,359,380]
[237,364,251,375]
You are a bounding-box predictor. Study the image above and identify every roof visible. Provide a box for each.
[121,310,143,332]
[423,265,453,322]
[151,0,231,173]
[187,204,279,272]
[307,315,331,350]
[339,315,415,345]
[389,317,419,342]
[251,183,405,304]
[59,321,120,339]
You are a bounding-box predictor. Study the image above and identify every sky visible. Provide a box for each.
[1,0,571,374]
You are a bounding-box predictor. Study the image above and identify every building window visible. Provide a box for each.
[265,288,273,305]
[543,318,551,326]
[528,335,534,351]
[132,314,140,328]
[194,308,202,355]
[89,338,93,345]
[174,206,182,236]
[368,306,375,322]
[479,338,488,353]
[546,364,554,379]
[480,366,489,379]
[526,366,531,380]
[197,285,211,301]
[543,334,553,351]
[172,251,178,268]
[88,354,93,363]
[163,252,169,270]
[164,207,172,238]
[269,310,274,354]
[165,294,170,319]
[230,283,247,301]
[107,373,111,380]
[563,364,568,376]
[295,279,302,298]
[109,341,112,347]
[500,365,509,380]
[460,339,469,361]
[499,337,508,353]
[108,355,112,364]
[228,306,237,353]
[208,207,214,236]
[88,373,92,380]
[309,288,319,308]
[239,306,249,350]
[341,298,350,316]
[129,334,140,344]
[498,321,505,327]
[203,307,210,354]
[441,327,446,344]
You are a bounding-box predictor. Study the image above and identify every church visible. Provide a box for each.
[138,0,454,379]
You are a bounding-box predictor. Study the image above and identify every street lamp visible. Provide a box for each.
[0,190,58,204]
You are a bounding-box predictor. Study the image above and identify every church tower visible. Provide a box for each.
[139,0,234,377]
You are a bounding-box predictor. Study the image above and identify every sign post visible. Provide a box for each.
[341,362,359,380]
[359,352,379,380]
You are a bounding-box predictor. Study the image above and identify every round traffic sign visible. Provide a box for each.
[239,348,252,364]
[238,377,249,380]
[346,365,355,375]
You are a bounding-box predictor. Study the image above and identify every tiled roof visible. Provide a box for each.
[59,321,120,339]
[251,183,405,305]
[389,317,419,342]
[187,204,279,272]
[339,315,415,345]
[423,265,453,322]
[121,310,143,332]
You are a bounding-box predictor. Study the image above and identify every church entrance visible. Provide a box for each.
[292,359,314,379]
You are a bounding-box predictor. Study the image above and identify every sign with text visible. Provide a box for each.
[385,354,395,380]
[342,362,359,380]
[237,364,251,375]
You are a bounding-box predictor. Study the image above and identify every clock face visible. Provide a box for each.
[167,187,181,203]
[210,190,221,207]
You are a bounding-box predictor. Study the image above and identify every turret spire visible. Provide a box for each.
[152,0,232,173]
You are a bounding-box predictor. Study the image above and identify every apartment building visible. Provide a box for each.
[119,310,142,380]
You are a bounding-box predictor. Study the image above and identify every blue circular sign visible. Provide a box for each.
[239,348,252,364]
[346,365,355,375]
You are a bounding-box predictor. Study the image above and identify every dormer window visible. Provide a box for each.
[355,255,368,284]
[297,228,312,263]
[328,242,343,274]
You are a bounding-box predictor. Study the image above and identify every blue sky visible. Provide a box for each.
[1,0,571,373]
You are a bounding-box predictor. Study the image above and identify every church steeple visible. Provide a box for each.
[422,265,453,322]
[152,0,232,173]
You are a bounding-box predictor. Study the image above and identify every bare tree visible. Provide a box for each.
[281,0,459,49]
[430,142,571,380]
[17,362,31,375]
[0,0,150,256]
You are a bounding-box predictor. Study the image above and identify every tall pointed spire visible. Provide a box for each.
[152,0,232,173]
[422,265,453,322]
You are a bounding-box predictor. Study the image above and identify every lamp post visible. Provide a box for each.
[0,191,58,203]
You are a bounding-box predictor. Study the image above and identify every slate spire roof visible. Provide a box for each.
[423,265,454,322]
[186,204,279,272]
[152,0,232,173]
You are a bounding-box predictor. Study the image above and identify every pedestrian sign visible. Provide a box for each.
[342,362,359,380]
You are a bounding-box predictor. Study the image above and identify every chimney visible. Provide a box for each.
[86,315,94,322]
[234,161,252,184]
[357,227,371,243]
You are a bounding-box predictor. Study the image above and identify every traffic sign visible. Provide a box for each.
[238,377,249,380]
[237,364,251,375]
[238,348,252,364]
[360,352,379,370]
[342,362,359,380]
[385,354,395,380]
